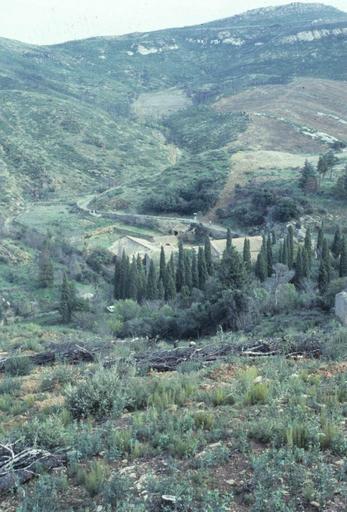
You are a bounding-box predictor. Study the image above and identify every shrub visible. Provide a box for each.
[102,472,133,508]
[4,356,33,376]
[0,377,21,395]
[65,368,124,420]
[17,474,68,512]
[245,383,269,405]
[40,365,78,392]
[79,460,109,497]
[286,423,311,450]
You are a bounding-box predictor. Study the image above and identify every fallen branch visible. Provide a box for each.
[0,442,66,493]
[0,343,95,373]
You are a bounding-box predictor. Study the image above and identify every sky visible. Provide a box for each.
[1,0,346,45]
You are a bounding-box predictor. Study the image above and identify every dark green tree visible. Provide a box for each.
[136,255,146,302]
[38,243,54,288]
[266,234,273,277]
[331,227,342,259]
[159,246,167,284]
[146,259,158,300]
[198,246,208,290]
[204,236,213,275]
[255,250,267,282]
[128,256,138,301]
[191,249,199,288]
[225,228,232,256]
[304,228,313,267]
[59,274,76,324]
[339,237,347,277]
[243,238,252,272]
[322,238,331,280]
[317,155,328,184]
[220,242,246,289]
[165,262,177,301]
[318,261,329,294]
[317,224,324,254]
[294,246,304,285]
[287,226,295,269]
[184,251,193,290]
[158,279,165,301]
[176,240,185,292]
[299,160,318,193]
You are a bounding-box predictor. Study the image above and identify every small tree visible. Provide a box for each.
[60,274,76,324]
[299,160,318,193]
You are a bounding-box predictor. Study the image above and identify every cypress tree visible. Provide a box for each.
[282,238,289,266]
[59,274,76,324]
[318,260,329,294]
[136,255,146,302]
[317,224,324,254]
[176,240,185,292]
[146,259,158,300]
[255,250,267,282]
[191,249,199,289]
[266,234,273,277]
[294,246,304,285]
[331,227,342,259]
[198,246,208,290]
[271,231,276,245]
[339,237,347,277]
[159,246,167,283]
[119,252,130,299]
[128,256,138,301]
[302,247,310,278]
[165,262,177,301]
[322,238,331,280]
[204,236,213,275]
[243,238,252,272]
[114,256,121,300]
[299,160,318,193]
[38,244,54,288]
[158,279,165,301]
[225,228,232,256]
[278,242,284,264]
[304,228,313,268]
[184,251,193,290]
[220,242,246,289]
[287,226,294,269]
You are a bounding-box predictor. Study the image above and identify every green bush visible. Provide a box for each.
[65,368,124,420]
[4,356,33,376]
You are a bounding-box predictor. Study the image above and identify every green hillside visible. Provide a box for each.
[0,2,346,214]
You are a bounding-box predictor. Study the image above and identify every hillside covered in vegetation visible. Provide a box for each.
[0,3,347,511]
